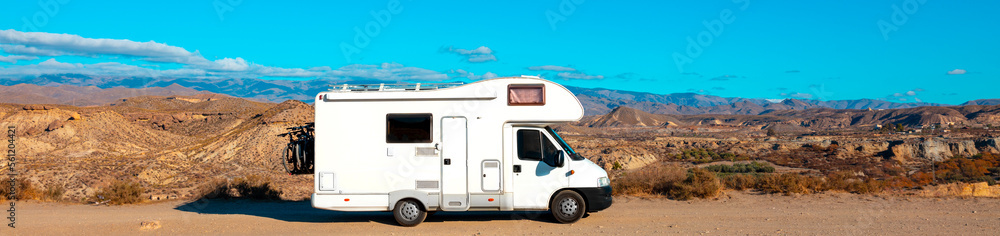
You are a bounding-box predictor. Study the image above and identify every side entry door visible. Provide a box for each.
[510,127,570,210]
[440,116,469,211]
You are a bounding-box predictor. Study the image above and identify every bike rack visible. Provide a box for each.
[278,123,315,174]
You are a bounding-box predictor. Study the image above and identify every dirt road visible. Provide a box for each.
[6,192,999,235]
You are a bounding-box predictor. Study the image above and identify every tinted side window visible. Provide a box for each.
[517,129,562,166]
[517,130,542,160]
[386,114,432,143]
[542,136,560,165]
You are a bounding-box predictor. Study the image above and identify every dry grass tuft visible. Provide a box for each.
[232,174,283,200]
[93,181,144,205]
[612,164,720,200]
[193,174,283,200]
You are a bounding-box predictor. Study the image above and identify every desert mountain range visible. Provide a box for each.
[3,74,998,116]
[582,105,1000,130]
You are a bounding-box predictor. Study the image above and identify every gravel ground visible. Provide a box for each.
[6,191,999,235]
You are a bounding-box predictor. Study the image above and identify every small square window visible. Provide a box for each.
[508,84,545,106]
[386,114,432,143]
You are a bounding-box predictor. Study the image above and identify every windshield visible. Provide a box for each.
[546,126,584,160]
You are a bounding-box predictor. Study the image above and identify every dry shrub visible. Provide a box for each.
[756,173,823,195]
[43,185,65,201]
[909,172,934,186]
[848,178,884,194]
[823,171,884,194]
[194,178,234,200]
[662,168,721,200]
[611,164,687,196]
[883,176,917,190]
[722,174,759,191]
[0,178,41,201]
[232,174,282,200]
[94,181,144,205]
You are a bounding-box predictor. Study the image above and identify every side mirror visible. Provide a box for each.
[555,152,565,167]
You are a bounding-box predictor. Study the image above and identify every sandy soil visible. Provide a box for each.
[6,192,999,235]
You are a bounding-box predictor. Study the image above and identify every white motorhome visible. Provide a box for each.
[311,76,611,226]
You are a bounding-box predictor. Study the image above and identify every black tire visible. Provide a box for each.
[295,141,307,172]
[550,190,586,224]
[282,145,296,174]
[393,199,427,227]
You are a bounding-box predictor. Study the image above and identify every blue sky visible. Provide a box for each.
[0,0,997,104]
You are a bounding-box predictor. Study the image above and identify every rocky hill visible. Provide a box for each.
[584,103,1000,131]
[963,99,1000,106]
[585,106,682,127]
[0,83,213,106]
[0,95,315,201]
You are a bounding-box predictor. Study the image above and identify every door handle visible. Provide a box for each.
[513,165,521,173]
[444,158,451,165]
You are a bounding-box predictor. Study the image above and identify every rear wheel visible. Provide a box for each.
[393,199,427,227]
[282,144,297,174]
[550,190,586,224]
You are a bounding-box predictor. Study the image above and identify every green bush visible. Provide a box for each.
[706,162,775,173]
[674,149,742,163]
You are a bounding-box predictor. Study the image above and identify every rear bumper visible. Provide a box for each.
[578,186,613,212]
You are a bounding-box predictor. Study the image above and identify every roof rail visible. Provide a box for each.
[328,82,465,92]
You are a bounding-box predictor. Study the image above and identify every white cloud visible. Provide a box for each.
[0,30,455,81]
[0,55,38,63]
[309,66,332,71]
[37,58,79,69]
[449,69,498,80]
[0,58,447,82]
[205,57,251,71]
[885,88,923,102]
[0,29,205,63]
[779,92,813,99]
[443,46,497,63]
[557,72,604,80]
[0,29,344,79]
[946,69,966,75]
[324,62,448,82]
[527,65,576,71]
[0,44,67,56]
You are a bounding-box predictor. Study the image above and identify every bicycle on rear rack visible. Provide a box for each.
[278,122,314,174]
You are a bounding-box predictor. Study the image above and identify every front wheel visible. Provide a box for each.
[393,199,427,227]
[550,190,586,224]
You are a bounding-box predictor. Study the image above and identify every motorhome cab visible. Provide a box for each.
[312,76,612,226]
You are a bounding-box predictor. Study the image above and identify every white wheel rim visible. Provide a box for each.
[558,197,578,217]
